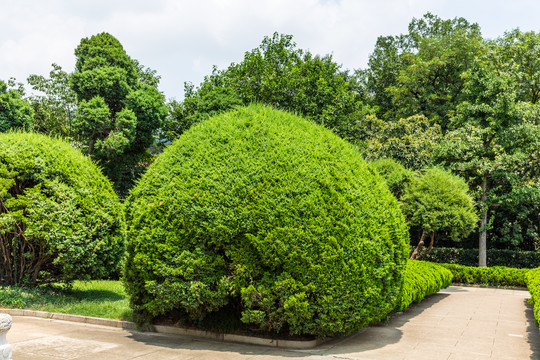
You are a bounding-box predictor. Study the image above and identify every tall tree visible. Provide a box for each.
[27,64,77,139]
[0,79,33,132]
[70,33,167,195]
[163,33,371,143]
[433,54,540,266]
[362,114,443,170]
[364,13,484,128]
[497,29,540,104]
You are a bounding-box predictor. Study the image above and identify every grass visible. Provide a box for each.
[0,280,133,321]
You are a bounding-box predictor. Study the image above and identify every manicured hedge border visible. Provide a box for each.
[396,260,453,312]
[421,247,540,269]
[526,268,540,327]
[439,263,529,287]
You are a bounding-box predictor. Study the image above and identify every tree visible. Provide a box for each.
[364,13,484,128]
[27,64,77,139]
[0,79,33,132]
[370,158,415,199]
[362,114,443,170]
[70,33,167,195]
[433,54,540,266]
[164,33,371,143]
[497,29,540,104]
[402,167,478,260]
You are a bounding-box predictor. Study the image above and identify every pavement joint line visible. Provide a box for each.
[0,308,329,349]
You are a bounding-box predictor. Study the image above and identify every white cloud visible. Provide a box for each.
[1,0,539,99]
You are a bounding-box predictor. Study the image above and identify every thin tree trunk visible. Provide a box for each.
[410,230,426,260]
[418,232,436,260]
[479,172,488,267]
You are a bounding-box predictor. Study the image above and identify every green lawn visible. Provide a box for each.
[0,280,132,321]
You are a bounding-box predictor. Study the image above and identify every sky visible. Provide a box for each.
[1,0,540,101]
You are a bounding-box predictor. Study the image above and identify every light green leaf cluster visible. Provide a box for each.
[0,80,33,132]
[401,167,478,240]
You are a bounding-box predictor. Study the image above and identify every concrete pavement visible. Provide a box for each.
[6,286,540,359]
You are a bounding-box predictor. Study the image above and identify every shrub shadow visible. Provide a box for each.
[524,299,540,359]
[125,292,450,358]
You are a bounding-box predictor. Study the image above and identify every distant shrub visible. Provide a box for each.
[0,132,125,285]
[440,263,528,287]
[370,158,414,198]
[124,104,409,338]
[526,268,540,327]
[423,247,540,269]
[396,260,452,312]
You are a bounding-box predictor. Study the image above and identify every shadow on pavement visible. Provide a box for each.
[318,292,450,357]
[125,292,450,358]
[524,299,540,359]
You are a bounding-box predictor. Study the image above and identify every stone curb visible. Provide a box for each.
[0,308,327,349]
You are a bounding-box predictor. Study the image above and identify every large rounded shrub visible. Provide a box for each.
[0,132,125,285]
[124,104,408,337]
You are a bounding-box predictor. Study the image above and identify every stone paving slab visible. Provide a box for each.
[5,286,540,359]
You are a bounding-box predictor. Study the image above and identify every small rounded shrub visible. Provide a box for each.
[124,104,409,337]
[370,158,414,199]
[0,132,125,285]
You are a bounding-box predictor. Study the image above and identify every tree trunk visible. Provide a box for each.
[410,230,426,260]
[479,172,488,267]
[418,232,436,260]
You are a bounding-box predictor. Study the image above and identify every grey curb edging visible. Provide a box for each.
[0,308,327,349]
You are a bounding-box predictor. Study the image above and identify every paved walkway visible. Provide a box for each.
[6,286,540,360]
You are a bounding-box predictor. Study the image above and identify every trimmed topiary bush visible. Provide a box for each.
[396,260,452,312]
[124,104,409,337]
[0,132,125,285]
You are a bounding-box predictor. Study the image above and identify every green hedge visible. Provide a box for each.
[422,247,540,269]
[526,268,540,327]
[440,264,529,287]
[124,104,409,338]
[396,260,452,312]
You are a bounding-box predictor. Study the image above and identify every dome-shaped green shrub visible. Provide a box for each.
[0,132,125,285]
[124,104,408,337]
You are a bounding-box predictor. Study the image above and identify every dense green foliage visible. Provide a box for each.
[395,260,452,312]
[124,104,408,337]
[370,158,414,199]
[364,13,483,127]
[440,263,529,287]
[526,268,540,327]
[422,247,540,269]
[0,132,125,285]
[402,168,478,259]
[70,32,168,195]
[0,80,33,132]
[27,64,77,138]
[362,115,443,170]
[163,33,371,143]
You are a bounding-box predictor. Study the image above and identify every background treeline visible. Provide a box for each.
[1,13,539,265]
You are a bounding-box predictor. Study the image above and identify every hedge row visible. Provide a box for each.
[440,263,529,287]
[422,247,540,269]
[526,268,540,327]
[396,260,452,312]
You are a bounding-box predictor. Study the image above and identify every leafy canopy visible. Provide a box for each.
[70,32,167,196]
[163,33,371,143]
